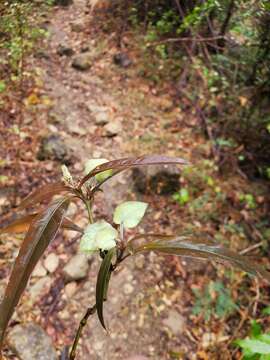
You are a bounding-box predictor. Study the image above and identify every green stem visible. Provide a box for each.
[69,305,96,360]
[85,200,94,224]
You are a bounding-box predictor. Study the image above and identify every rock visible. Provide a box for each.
[72,52,92,71]
[123,283,134,295]
[57,44,74,57]
[104,121,122,137]
[54,0,73,6]
[29,277,53,302]
[63,254,89,281]
[70,19,84,32]
[64,282,77,297]
[95,112,110,126]
[132,165,180,195]
[37,134,72,163]
[44,253,59,273]
[32,262,47,277]
[126,357,149,360]
[67,122,87,136]
[7,323,57,360]
[113,52,132,68]
[162,310,185,336]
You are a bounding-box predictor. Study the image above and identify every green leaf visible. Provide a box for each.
[263,307,270,316]
[79,155,188,188]
[80,220,117,253]
[0,197,70,350]
[113,201,148,228]
[84,159,113,182]
[131,234,270,281]
[236,338,270,355]
[96,248,115,329]
[0,81,6,93]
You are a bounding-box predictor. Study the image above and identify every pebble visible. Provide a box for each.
[63,253,89,281]
[44,253,59,273]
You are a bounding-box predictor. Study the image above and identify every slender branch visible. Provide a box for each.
[69,305,97,360]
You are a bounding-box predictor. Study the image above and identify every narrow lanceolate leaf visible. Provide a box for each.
[0,197,70,351]
[0,214,36,234]
[0,214,83,234]
[79,155,188,188]
[96,248,115,330]
[18,182,71,210]
[132,235,270,281]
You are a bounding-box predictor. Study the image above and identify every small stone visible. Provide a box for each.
[70,19,84,32]
[29,277,53,302]
[113,52,132,68]
[134,255,145,269]
[32,262,47,277]
[67,123,87,135]
[57,44,74,57]
[63,254,89,281]
[64,282,77,297]
[44,253,59,273]
[95,112,110,126]
[72,52,92,71]
[104,121,122,137]
[37,134,72,163]
[7,323,57,360]
[126,357,149,360]
[123,283,134,295]
[162,310,185,336]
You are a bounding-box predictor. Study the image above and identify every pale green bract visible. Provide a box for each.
[61,165,73,184]
[80,220,117,253]
[84,158,113,182]
[113,201,148,228]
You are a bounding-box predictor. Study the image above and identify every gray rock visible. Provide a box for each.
[54,0,73,6]
[63,254,89,281]
[29,276,53,302]
[57,44,74,57]
[162,310,185,335]
[70,19,84,33]
[7,323,57,360]
[132,164,180,195]
[72,52,92,71]
[95,112,110,126]
[37,134,72,163]
[113,52,132,68]
[104,121,122,137]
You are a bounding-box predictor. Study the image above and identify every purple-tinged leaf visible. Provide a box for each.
[79,155,188,188]
[18,182,72,210]
[0,197,70,351]
[132,235,270,281]
[0,215,83,235]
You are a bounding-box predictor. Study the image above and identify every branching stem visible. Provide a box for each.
[69,304,97,360]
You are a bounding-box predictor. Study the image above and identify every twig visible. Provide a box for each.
[239,241,264,255]
[69,304,97,360]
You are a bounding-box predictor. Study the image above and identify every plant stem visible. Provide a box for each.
[85,200,94,224]
[69,304,97,360]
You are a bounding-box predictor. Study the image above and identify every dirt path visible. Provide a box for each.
[26,1,199,359]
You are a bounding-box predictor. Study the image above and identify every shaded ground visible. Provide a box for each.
[1,1,270,360]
